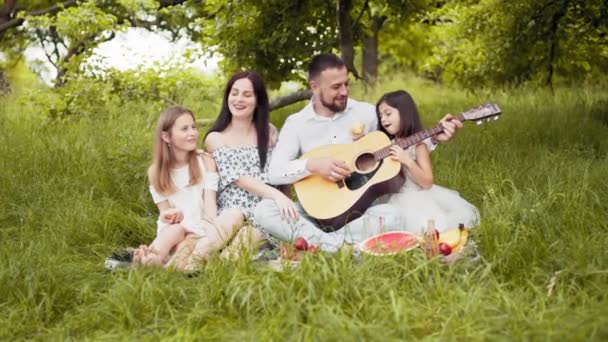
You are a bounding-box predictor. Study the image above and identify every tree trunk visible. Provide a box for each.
[0,69,10,94]
[362,15,386,84]
[545,0,570,93]
[0,0,17,31]
[337,0,360,79]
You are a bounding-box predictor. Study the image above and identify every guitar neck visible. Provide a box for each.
[395,114,465,150]
[371,103,501,160]
[371,113,465,160]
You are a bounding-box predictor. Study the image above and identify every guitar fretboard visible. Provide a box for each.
[372,114,466,160]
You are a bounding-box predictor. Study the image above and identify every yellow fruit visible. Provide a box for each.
[438,227,470,252]
[351,121,365,136]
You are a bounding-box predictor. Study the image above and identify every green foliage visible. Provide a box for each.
[2,0,606,89]
[199,0,336,88]
[379,20,434,73]
[101,65,222,113]
[420,0,608,87]
[16,65,222,118]
[52,2,119,42]
[0,0,196,86]
[1,76,607,339]
[21,1,134,85]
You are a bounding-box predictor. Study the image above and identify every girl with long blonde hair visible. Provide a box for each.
[133,106,219,266]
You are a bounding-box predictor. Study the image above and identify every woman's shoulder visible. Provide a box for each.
[204,131,226,153]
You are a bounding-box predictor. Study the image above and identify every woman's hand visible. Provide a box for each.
[389,145,415,168]
[160,208,184,224]
[273,192,299,222]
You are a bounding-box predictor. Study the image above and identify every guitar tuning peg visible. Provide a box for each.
[476,120,482,125]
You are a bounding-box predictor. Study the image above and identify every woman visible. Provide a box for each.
[190,71,298,261]
[106,72,296,270]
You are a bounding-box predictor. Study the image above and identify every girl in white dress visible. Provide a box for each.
[375,90,480,234]
[133,106,221,267]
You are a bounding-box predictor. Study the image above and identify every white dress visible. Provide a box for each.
[376,145,480,234]
[149,157,217,236]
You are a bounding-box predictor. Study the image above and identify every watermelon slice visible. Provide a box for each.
[359,231,419,256]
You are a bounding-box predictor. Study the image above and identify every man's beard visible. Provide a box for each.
[320,96,347,113]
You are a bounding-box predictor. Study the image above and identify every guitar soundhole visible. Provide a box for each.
[344,159,383,191]
[355,153,377,173]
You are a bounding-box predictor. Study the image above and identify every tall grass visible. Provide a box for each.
[0,77,607,340]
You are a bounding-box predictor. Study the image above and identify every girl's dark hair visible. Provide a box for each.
[376,90,423,139]
[206,71,270,170]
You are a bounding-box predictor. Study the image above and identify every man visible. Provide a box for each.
[254,53,462,252]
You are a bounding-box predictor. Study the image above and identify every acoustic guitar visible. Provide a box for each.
[294,103,502,231]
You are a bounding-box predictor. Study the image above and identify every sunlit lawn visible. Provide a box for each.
[1,78,607,340]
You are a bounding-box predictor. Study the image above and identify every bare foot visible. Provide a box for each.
[132,245,147,266]
[133,245,163,267]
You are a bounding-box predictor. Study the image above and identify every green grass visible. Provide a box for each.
[1,78,607,340]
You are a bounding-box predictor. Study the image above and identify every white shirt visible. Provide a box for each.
[267,98,377,185]
[267,97,437,185]
[149,157,219,235]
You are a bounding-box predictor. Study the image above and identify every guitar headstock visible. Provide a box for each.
[460,103,502,125]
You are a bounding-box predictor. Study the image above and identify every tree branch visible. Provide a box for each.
[55,31,116,87]
[352,0,369,29]
[269,89,312,112]
[157,0,190,8]
[28,0,78,16]
[0,0,78,35]
[34,28,59,69]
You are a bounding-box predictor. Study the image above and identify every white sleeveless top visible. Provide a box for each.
[149,157,218,235]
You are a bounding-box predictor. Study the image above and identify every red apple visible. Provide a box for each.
[294,237,309,251]
[438,242,452,256]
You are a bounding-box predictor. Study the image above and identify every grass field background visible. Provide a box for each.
[1,77,607,339]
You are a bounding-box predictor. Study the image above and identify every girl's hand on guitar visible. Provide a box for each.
[434,114,463,142]
[307,157,351,182]
[389,145,415,168]
[273,193,299,222]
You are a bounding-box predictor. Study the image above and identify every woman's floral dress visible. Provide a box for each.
[212,146,274,238]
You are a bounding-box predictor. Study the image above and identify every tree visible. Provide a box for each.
[198,0,431,111]
[0,0,195,87]
[358,0,429,84]
[337,0,361,79]
[198,0,336,89]
[0,0,430,93]
[422,0,608,88]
